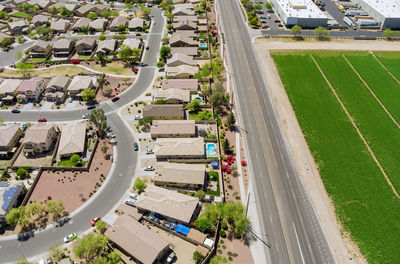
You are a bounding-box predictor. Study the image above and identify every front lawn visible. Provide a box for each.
[11,12,31,18]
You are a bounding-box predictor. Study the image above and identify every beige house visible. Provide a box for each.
[135,185,199,224]
[52,38,74,58]
[0,183,26,223]
[166,65,198,79]
[167,53,198,67]
[154,137,205,160]
[0,124,23,157]
[0,79,21,103]
[105,215,170,264]
[153,88,190,104]
[143,104,184,120]
[29,40,52,59]
[67,76,96,98]
[22,124,58,155]
[154,162,206,190]
[150,120,196,138]
[45,76,70,103]
[17,77,46,102]
[162,79,198,91]
[57,123,87,159]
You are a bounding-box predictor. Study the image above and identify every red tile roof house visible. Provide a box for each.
[17,77,46,102]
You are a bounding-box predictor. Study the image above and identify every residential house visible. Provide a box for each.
[22,123,58,155]
[173,15,197,23]
[171,47,198,57]
[48,3,79,12]
[121,38,141,50]
[17,77,46,102]
[71,17,90,32]
[0,124,23,157]
[52,38,74,58]
[57,123,87,159]
[8,20,27,34]
[153,88,190,104]
[154,137,205,160]
[109,17,128,32]
[0,5,12,13]
[162,79,198,91]
[96,39,117,55]
[135,185,199,224]
[29,40,52,59]
[31,15,50,27]
[154,162,206,190]
[0,183,26,223]
[172,3,195,16]
[143,104,184,120]
[150,120,196,138]
[45,75,70,103]
[89,18,108,32]
[170,31,198,47]
[67,76,96,98]
[27,0,50,9]
[128,18,145,31]
[166,65,198,79]
[167,53,198,67]
[51,19,70,33]
[75,38,97,56]
[75,4,94,17]
[0,79,21,103]
[105,215,170,264]
[173,19,197,31]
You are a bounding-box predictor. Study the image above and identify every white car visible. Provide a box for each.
[82,113,89,119]
[63,233,76,243]
[144,166,154,171]
[134,115,143,120]
[145,149,154,154]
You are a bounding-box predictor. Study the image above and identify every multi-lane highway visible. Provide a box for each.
[218,0,335,263]
[0,7,163,263]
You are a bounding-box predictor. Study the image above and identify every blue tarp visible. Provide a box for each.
[176,224,190,236]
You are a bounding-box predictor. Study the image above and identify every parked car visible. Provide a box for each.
[111,96,120,102]
[82,113,89,119]
[63,233,76,243]
[145,149,154,154]
[90,216,101,226]
[167,252,176,263]
[133,143,139,151]
[11,109,20,113]
[87,105,96,110]
[38,118,47,122]
[144,166,154,171]
[134,115,142,120]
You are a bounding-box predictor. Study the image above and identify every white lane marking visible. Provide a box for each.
[293,222,306,264]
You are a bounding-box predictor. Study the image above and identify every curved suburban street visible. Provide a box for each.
[0,7,164,263]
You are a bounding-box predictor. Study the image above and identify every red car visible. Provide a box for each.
[38,118,47,122]
[90,216,101,226]
[111,96,120,102]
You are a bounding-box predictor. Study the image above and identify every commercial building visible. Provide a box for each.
[154,162,206,190]
[135,185,199,224]
[354,0,400,29]
[271,0,328,28]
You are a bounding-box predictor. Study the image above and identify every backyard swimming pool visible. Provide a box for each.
[206,143,217,156]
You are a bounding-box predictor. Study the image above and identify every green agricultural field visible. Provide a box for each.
[272,50,400,263]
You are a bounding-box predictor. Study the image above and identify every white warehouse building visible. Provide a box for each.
[271,0,328,28]
[354,0,400,29]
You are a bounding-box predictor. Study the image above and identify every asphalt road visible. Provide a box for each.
[0,7,163,263]
[218,0,335,263]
